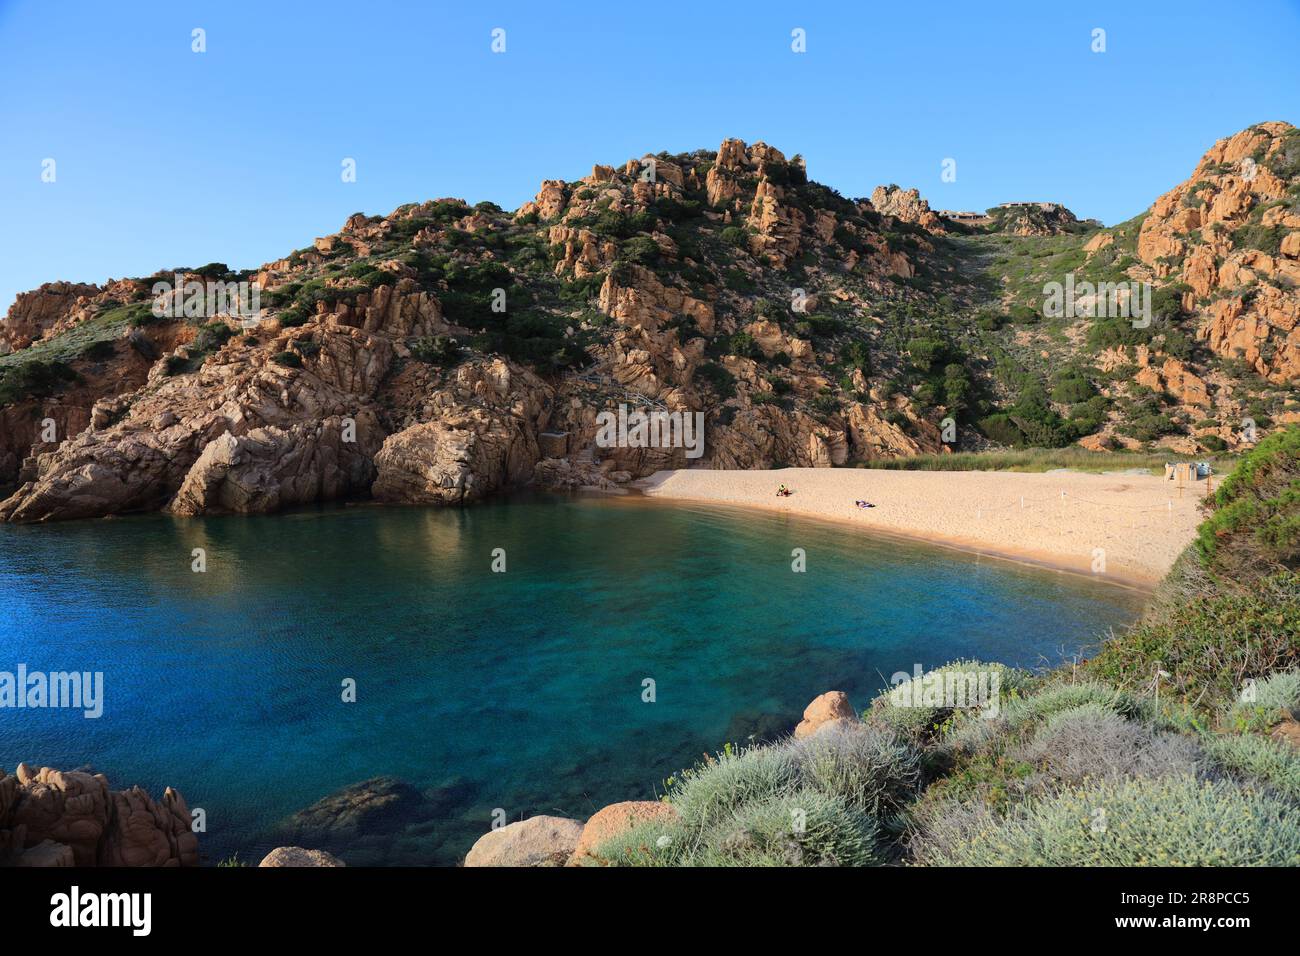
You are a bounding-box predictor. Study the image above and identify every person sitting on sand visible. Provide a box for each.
[777,484,792,497]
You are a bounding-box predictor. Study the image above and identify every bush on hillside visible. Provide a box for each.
[866,661,1032,736]
[790,724,922,816]
[945,680,1146,753]
[666,744,801,830]
[0,359,77,406]
[689,789,880,867]
[1087,570,1300,705]
[1203,732,1300,801]
[913,775,1300,866]
[1197,426,1300,577]
[1223,668,1300,733]
[1012,703,1205,788]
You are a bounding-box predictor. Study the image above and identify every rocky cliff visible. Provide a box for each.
[1,127,1295,522]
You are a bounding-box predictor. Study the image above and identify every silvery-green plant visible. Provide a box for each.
[1013,703,1205,789]
[791,723,921,816]
[867,660,1031,735]
[667,743,801,830]
[691,789,880,867]
[944,679,1142,752]
[1203,732,1300,801]
[1225,669,1300,733]
[913,775,1300,866]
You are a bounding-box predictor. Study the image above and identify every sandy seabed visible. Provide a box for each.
[638,467,1208,587]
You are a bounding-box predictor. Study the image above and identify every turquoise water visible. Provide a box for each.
[0,494,1145,865]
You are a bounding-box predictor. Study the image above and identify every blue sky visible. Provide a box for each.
[2,0,1298,313]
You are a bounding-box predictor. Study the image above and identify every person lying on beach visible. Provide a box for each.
[776,484,792,497]
[855,500,875,509]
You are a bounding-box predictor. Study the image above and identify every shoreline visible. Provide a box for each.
[636,467,1206,589]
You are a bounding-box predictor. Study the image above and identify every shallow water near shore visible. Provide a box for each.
[0,494,1145,865]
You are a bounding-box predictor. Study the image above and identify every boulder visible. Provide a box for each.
[259,846,346,867]
[463,815,583,867]
[1271,717,1300,750]
[569,801,679,865]
[4,766,111,865]
[794,691,857,739]
[372,412,537,505]
[14,839,76,867]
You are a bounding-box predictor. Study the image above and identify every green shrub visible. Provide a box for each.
[695,361,736,400]
[914,775,1300,866]
[591,788,880,867]
[867,661,1031,736]
[410,335,463,366]
[274,351,302,368]
[1223,668,1300,732]
[1203,733,1300,800]
[587,817,687,867]
[1006,681,1144,725]
[1197,426,1300,575]
[792,724,921,815]
[0,359,78,405]
[1087,570,1300,704]
[277,305,310,328]
[690,789,881,867]
[1050,370,1097,404]
[189,321,234,356]
[667,744,801,830]
[723,268,755,292]
[720,226,748,248]
[946,680,1144,752]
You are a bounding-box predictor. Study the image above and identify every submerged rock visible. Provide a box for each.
[278,776,427,847]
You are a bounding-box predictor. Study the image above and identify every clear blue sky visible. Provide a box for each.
[2,0,1298,313]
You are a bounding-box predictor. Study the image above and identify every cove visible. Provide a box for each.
[0,493,1146,865]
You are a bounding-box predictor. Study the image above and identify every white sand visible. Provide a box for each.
[639,467,1207,586]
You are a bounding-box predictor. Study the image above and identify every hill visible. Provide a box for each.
[1,125,1297,521]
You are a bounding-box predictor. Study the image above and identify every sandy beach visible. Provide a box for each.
[639,467,1208,586]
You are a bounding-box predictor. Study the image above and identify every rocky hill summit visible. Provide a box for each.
[1,126,1296,521]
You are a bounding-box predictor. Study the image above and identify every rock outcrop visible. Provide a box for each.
[0,764,197,867]
[4,126,1294,523]
[1135,121,1300,384]
[1,282,101,351]
[871,185,944,232]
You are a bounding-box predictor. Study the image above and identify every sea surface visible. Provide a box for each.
[0,493,1146,865]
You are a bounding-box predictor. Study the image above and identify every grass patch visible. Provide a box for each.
[854,447,1189,474]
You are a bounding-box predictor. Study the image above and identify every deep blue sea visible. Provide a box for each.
[0,494,1145,865]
